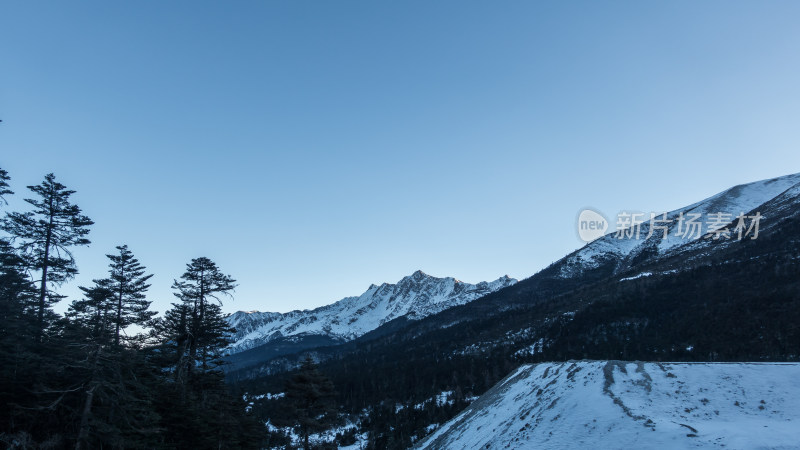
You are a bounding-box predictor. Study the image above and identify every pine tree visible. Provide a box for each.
[149,300,192,383]
[284,355,337,450]
[0,169,39,440]
[147,259,265,449]
[0,239,39,439]
[0,167,30,345]
[66,280,161,449]
[104,245,155,346]
[170,257,237,376]
[2,173,93,335]
[0,170,31,327]
[64,329,161,449]
[0,167,12,205]
[67,280,116,344]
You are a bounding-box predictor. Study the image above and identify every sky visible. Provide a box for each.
[1,1,800,317]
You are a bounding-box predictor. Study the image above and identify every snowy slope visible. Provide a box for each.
[559,172,800,278]
[226,271,516,354]
[417,361,800,449]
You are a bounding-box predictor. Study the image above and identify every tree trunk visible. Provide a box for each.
[75,384,96,450]
[37,253,48,330]
[187,302,197,380]
[189,271,206,376]
[115,264,124,346]
[37,204,54,340]
[176,307,188,384]
[76,346,102,450]
[199,272,206,369]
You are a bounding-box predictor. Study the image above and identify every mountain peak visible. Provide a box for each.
[397,269,435,286]
[226,271,517,354]
[411,269,429,279]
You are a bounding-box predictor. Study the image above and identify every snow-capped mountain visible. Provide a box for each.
[417,361,800,449]
[558,172,800,279]
[226,271,517,354]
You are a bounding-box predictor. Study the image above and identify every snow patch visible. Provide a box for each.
[417,361,800,449]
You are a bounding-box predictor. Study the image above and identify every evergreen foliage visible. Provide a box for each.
[167,257,237,376]
[106,245,156,346]
[0,168,264,449]
[284,354,337,450]
[2,173,93,335]
[0,168,12,204]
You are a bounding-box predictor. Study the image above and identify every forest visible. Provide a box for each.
[0,168,266,449]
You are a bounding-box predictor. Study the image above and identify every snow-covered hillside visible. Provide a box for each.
[559,172,800,278]
[226,271,516,354]
[417,361,800,449]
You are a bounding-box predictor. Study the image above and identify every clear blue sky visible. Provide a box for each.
[2,1,800,315]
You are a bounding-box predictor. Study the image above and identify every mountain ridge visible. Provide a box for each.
[226,270,517,354]
[556,172,800,279]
